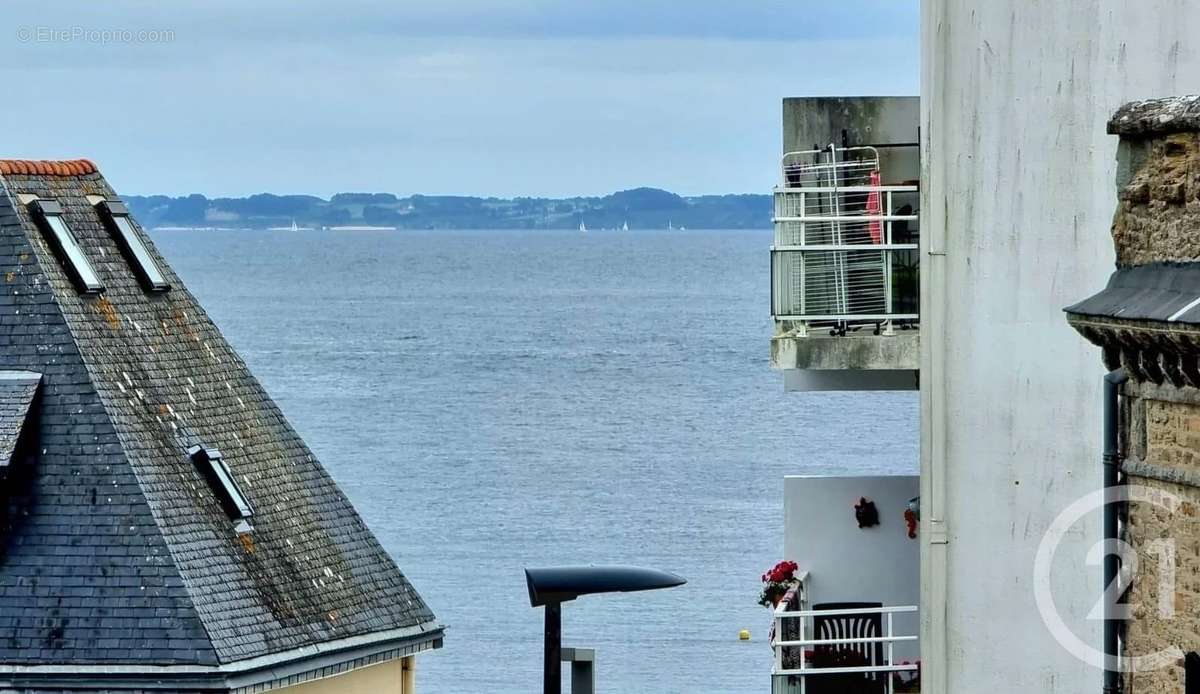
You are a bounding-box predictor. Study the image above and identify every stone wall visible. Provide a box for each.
[1123,385,1200,692]
[1113,131,1200,266]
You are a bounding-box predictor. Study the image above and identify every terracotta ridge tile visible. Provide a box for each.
[0,159,98,176]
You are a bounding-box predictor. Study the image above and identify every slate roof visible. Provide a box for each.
[0,372,40,468]
[0,161,439,687]
[1108,95,1200,137]
[1064,263,1200,324]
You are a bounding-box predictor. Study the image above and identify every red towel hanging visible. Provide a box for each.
[867,170,883,244]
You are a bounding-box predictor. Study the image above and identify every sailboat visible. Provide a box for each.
[268,218,312,232]
[622,220,629,232]
[668,220,674,231]
[579,220,587,233]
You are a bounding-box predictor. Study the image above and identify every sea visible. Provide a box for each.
[151,227,919,694]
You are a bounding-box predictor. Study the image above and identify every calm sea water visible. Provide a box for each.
[151,228,918,694]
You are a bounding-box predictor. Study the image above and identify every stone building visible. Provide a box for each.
[1067,96,1200,693]
[0,159,441,692]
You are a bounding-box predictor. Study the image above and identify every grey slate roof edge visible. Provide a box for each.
[0,621,443,691]
[1064,262,1200,324]
[1108,95,1200,137]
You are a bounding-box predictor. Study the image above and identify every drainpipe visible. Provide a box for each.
[1103,369,1126,694]
[919,1,950,690]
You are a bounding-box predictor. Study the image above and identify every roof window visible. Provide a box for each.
[188,445,254,521]
[27,199,104,294]
[95,199,169,292]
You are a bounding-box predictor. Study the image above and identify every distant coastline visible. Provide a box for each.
[128,187,771,231]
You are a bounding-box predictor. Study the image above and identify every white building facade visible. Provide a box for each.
[920,2,1200,692]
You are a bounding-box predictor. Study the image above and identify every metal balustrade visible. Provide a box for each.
[771,572,920,694]
[771,146,919,337]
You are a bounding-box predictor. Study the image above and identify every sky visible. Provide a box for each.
[1,1,919,198]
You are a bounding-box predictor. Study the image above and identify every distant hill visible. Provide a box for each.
[124,187,771,230]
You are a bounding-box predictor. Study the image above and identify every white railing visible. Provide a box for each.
[771,572,920,694]
[771,146,919,337]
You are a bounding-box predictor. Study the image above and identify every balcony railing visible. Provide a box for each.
[771,572,920,694]
[771,146,919,337]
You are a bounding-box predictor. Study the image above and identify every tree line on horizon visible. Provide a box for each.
[124,187,771,230]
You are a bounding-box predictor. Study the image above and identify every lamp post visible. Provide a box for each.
[524,565,687,694]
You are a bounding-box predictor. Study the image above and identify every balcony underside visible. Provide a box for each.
[771,332,918,391]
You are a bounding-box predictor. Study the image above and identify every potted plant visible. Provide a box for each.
[759,560,799,608]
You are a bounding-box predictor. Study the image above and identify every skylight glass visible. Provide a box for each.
[188,445,254,521]
[29,200,104,294]
[97,200,169,292]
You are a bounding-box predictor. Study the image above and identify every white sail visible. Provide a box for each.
[622,220,629,231]
[579,221,587,233]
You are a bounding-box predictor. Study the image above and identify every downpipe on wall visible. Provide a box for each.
[1103,369,1126,694]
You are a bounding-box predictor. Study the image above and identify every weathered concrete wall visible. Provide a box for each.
[782,97,919,185]
[773,334,918,391]
[771,333,919,371]
[922,2,1200,693]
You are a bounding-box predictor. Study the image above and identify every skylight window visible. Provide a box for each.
[95,199,169,292]
[27,200,104,294]
[188,445,254,521]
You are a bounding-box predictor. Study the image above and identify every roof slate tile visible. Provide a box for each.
[0,164,438,673]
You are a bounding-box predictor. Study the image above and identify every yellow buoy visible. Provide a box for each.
[738,629,751,641]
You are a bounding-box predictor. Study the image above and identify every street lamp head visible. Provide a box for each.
[524,565,687,607]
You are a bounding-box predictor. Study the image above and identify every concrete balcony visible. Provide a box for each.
[770,331,919,390]
[769,143,919,391]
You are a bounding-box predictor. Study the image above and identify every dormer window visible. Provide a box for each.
[95,199,169,292]
[188,445,254,521]
[27,199,104,294]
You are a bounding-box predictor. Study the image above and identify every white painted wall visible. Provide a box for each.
[921,2,1200,692]
[784,475,920,662]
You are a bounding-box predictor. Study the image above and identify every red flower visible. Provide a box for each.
[762,560,798,584]
[758,560,802,607]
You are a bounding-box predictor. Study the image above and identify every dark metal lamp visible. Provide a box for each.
[524,565,686,694]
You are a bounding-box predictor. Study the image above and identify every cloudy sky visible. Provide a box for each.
[2,1,918,198]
